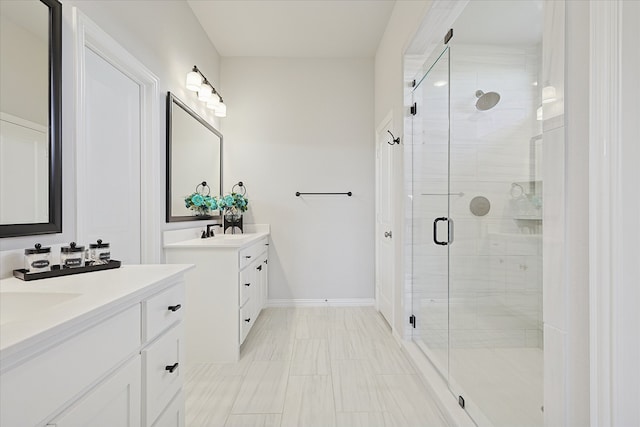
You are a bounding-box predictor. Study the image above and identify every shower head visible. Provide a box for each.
[475,90,500,111]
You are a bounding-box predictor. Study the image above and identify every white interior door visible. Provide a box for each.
[375,114,395,326]
[79,47,141,264]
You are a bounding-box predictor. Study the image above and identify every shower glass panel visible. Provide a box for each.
[411,46,450,377]
[410,1,544,425]
[447,2,543,424]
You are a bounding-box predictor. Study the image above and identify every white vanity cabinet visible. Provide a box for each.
[239,246,268,344]
[0,265,192,427]
[164,231,269,364]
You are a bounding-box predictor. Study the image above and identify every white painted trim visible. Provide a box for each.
[266,299,375,308]
[588,2,621,425]
[589,2,640,426]
[0,112,48,133]
[73,9,161,264]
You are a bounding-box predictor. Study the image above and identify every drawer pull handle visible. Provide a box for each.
[165,363,179,373]
[244,318,251,322]
[244,283,251,287]
[256,265,262,271]
[167,304,182,312]
[245,255,252,259]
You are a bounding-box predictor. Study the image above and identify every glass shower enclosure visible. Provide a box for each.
[410,2,544,425]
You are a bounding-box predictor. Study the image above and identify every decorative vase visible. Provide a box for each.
[193,206,210,216]
[223,207,243,234]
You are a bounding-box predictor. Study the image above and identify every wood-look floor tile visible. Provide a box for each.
[281,375,336,427]
[331,359,383,412]
[335,412,387,427]
[290,338,330,375]
[328,329,370,360]
[185,373,243,427]
[212,351,256,377]
[260,308,298,335]
[295,315,331,339]
[224,414,282,427]
[367,339,416,375]
[248,331,295,361]
[231,360,290,414]
[185,308,447,426]
[375,374,448,426]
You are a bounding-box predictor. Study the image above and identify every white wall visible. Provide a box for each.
[220,58,375,301]
[0,0,221,275]
[374,0,431,334]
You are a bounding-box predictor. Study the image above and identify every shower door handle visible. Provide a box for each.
[433,217,453,245]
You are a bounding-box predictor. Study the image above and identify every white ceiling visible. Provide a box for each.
[186,0,396,58]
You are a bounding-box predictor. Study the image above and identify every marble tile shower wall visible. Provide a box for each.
[408,43,543,350]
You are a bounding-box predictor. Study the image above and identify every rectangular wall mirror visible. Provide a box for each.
[0,0,62,238]
[166,92,222,222]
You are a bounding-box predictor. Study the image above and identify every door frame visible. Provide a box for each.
[375,110,395,328]
[74,9,161,263]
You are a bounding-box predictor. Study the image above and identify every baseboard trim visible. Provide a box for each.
[266,298,375,307]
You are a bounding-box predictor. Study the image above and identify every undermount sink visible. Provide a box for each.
[0,292,82,326]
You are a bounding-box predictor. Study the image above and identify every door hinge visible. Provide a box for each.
[410,103,417,116]
[411,79,416,88]
[445,28,453,45]
[409,314,416,328]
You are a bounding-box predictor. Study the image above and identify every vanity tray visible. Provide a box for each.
[13,260,121,282]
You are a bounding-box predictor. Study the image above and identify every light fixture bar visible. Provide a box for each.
[186,65,226,117]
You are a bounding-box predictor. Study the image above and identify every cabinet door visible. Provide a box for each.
[239,266,253,308]
[143,323,183,426]
[151,389,184,427]
[47,356,141,427]
[260,254,268,309]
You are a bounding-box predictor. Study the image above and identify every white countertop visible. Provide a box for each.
[0,264,193,363]
[163,231,269,250]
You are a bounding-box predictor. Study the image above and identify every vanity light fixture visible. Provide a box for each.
[185,65,227,117]
[197,82,213,101]
[186,68,202,91]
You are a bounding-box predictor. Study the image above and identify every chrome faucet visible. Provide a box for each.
[203,223,222,238]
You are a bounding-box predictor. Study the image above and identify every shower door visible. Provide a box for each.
[411,46,450,378]
[411,8,544,424]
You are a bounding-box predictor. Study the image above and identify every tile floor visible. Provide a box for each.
[185,306,448,427]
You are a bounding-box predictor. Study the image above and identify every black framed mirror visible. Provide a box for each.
[0,0,62,238]
[166,92,223,222]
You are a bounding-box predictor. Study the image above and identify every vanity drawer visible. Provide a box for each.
[143,282,185,342]
[142,323,183,426]
[239,237,268,269]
